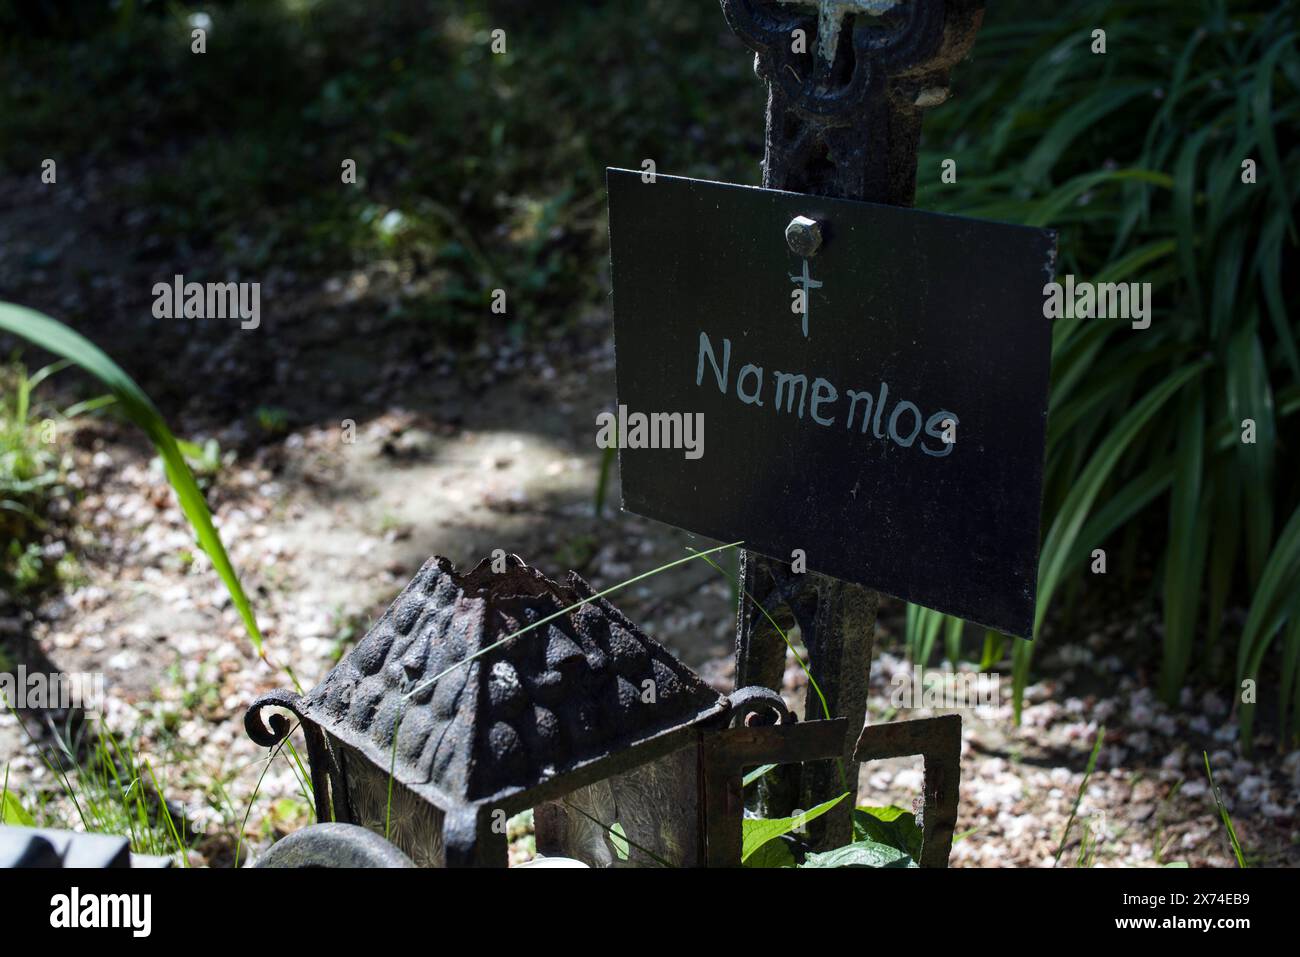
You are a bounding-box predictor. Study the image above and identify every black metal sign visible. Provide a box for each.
[607,169,1056,638]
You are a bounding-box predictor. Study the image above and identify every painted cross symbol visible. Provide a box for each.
[790,259,823,338]
[776,0,903,66]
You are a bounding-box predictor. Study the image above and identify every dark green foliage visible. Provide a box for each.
[0,361,71,600]
[908,1,1299,746]
[0,1,761,337]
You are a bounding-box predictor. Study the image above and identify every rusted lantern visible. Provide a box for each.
[245,554,844,867]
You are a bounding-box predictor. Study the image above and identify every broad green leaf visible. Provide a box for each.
[740,792,848,863]
[852,805,924,862]
[608,822,629,861]
[742,835,797,869]
[1,789,34,827]
[800,840,916,869]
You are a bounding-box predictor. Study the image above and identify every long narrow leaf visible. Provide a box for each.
[0,302,266,656]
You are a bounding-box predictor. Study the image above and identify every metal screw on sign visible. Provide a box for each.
[785,215,823,257]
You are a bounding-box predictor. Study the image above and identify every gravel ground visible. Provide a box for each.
[4,362,1296,868]
[1,166,1296,868]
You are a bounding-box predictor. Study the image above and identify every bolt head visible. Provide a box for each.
[785,215,823,257]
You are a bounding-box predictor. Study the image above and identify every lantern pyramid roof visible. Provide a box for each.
[299,554,726,808]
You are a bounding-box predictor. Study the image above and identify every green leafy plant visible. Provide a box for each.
[1,690,188,861]
[1,763,34,826]
[607,822,631,861]
[905,1,1300,747]
[801,840,916,868]
[743,802,926,868]
[853,804,925,862]
[0,359,101,599]
[0,303,267,662]
[0,1,758,337]
[741,792,848,864]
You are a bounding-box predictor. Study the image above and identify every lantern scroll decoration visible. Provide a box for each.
[245,555,845,867]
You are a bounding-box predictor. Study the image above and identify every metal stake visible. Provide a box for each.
[719,0,984,850]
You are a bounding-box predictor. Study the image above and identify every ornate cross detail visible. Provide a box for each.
[720,0,984,201]
[776,0,902,68]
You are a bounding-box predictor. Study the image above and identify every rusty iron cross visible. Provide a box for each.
[719,0,984,855]
[720,0,984,201]
[777,0,903,67]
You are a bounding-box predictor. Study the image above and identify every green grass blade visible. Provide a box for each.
[403,540,743,701]
[1054,724,1105,866]
[1251,32,1299,243]
[1203,751,1246,867]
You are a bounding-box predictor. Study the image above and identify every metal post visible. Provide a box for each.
[719,0,984,850]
